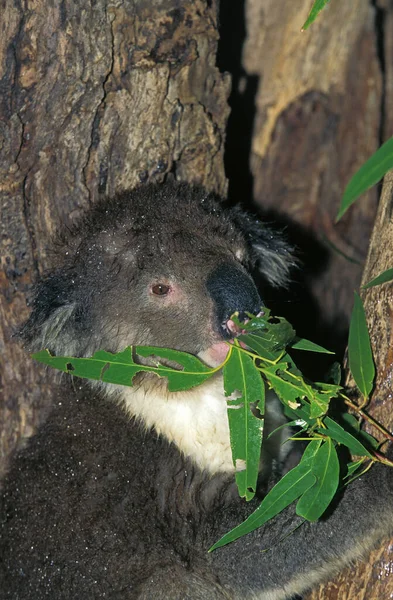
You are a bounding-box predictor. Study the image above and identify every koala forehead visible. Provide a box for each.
[60,182,248,271]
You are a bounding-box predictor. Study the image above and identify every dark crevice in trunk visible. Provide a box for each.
[372,0,386,144]
[217,0,257,207]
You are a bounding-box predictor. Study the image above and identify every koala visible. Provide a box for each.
[0,180,392,600]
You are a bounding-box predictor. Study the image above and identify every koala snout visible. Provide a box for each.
[206,263,262,339]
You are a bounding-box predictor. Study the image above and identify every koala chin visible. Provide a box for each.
[1,181,392,600]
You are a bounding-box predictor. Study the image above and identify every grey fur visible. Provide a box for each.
[1,181,392,599]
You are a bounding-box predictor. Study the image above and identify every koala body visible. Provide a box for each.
[1,182,392,599]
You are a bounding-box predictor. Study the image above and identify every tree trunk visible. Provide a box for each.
[306,170,393,600]
[0,0,230,478]
[240,0,381,355]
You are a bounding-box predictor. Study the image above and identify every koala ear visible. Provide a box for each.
[18,271,83,356]
[232,208,295,287]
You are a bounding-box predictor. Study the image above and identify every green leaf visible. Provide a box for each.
[336,136,393,221]
[348,293,375,398]
[290,337,334,355]
[223,345,265,501]
[239,332,283,362]
[345,458,367,481]
[302,0,331,31]
[32,346,216,392]
[300,438,322,462]
[238,313,295,362]
[363,268,393,289]
[338,413,379,451]
[261,362,338,419]
[310,382,341,419]
[296,439,340,521]
[262,361,312,407]
[339,412,360,431]
[318,417,374,458]
[209,457,316,551]
[283,399,315,426]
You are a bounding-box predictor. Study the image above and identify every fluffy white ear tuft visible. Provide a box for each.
[252,241,294,287]
[231,208,296,287]
[18,270,89,356]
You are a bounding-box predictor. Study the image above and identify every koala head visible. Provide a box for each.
[19,182,294,366]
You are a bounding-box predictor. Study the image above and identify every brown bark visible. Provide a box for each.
[0,0,229,478]
[307,171,393,600]
[242,0,381,350]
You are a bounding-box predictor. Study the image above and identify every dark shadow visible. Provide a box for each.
[217,3,347,375]
[217,0,256,204]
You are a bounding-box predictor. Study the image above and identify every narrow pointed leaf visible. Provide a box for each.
[348,293,375,398]
[345,458,367,481]
[318,417,374,458]
[325,361,342,385]
[290,337,334,354]
[337,136,393,221]
[363,268,393,289]
[223,345,265,501]
[339,413,379,450]
[302,0,331,31]
[309,382,341,419]
[210,459,316,551]
[296,439,339,521]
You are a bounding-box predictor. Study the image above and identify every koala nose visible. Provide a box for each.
[206,263,262,339]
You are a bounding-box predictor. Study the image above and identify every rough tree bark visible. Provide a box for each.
[307,169,393,600]
[0,0,230,478]
[241,0,381,354]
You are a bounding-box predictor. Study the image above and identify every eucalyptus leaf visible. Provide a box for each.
[239,332,283,362]
[262,362,335,419]
[348,293,375,399]
[363,268,393,289]
[296,439,339,521]
[32,346,216,392]
[318,417,374,459]
[209,458,316,551]
[290,337,334,355]
[339,414,379,451]
[345,458,368,480]
[224,345,265,501]
[302,0,331,31]
[336,135,393,221]
[324,362,342,385]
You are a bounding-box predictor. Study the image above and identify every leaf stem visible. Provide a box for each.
[341,393,393,443]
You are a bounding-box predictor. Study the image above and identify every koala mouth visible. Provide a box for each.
[198,320,247,367]
[198,341,231,367]
[198,312,263,367]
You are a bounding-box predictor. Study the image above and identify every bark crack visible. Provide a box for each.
[82,6,116,203]
[372,0,386,146]
[10,12,39,280]
[21,172,40,279]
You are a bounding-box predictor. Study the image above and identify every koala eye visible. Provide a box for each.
[151,283,171,296]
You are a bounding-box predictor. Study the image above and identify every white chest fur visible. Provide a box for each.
[108,374,290,476]
[119,375,235,473]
